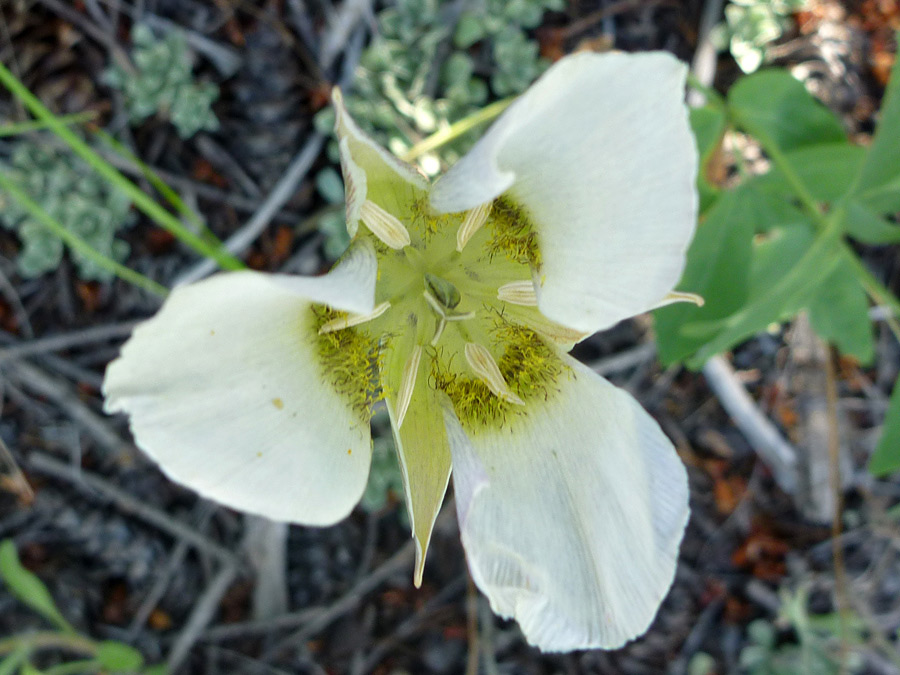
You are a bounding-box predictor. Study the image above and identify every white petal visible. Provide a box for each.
[333,88,429,237]
[103,250,380,525]
[266,238,378,315]
[444,356,689,651]
[430,52,698,333]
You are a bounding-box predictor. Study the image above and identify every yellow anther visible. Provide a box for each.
[464,342,525,406]
[497,280,538,306]
[395,345,422,429]
[359,200,411,249]
[318,301,391,334]
[456,201,492,251]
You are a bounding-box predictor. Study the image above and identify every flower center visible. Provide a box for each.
[313,194,570,431]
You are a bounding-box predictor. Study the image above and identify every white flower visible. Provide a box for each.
[103,51,698,651]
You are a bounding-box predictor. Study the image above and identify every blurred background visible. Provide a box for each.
[0,0,899,673]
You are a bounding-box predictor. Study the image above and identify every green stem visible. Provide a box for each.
[43,659,101,675]
[0,632,96,658]
[92,129,216,242]
[0,61,244,272]
[0,172,169,298]
[0,112,97,137]
[686,73,725,107]
[735,110,900,343]
[401,98,515,162]
[845,253,900,341]
[730,109,824,219]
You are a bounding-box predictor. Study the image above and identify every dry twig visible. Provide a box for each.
[26,451,239,565]
[5,360,131,457]
[703,355,799,493]
[167,560,240,673]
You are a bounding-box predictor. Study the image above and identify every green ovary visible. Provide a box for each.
[314,194,565,432]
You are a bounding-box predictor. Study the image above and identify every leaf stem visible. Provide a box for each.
[0,172,169,298]
[0,632,96,657]
[0,61,244,272]
[401,98,514,162]
[734,114,824,221]
[92,129,215,242]
[0,112,97,137]
[733,109,900,344]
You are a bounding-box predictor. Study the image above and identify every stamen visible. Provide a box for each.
[395,346,422,429]
[497,280,538,306]
[359,200,411,249]
[318,301,391,334]
[652,291,705,309]
[456,201,492,251]
[464,342,525,406]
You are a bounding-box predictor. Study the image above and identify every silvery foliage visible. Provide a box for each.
[104,24,219,138]
[713,0,808,73]
[0,144,134,281]
[314,0,562,259]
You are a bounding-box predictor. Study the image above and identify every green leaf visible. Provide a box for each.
[748,223,814,305]
[43,660,102,675]
[728,70,846,151]
[690,105,727,213]
[140,664,169,675]
[686,209,845,368]
[744,222,872,356]
[738,176,807,233]
[808,252,874,364]
[655,187,756,365]
[869,382,900,476]
[844,200,900,244]
[95,641,144,672]
[0,540,75,633]
[747,143,900,244]
[855,33,900,204]
[691,105,727,162]
[755,143,863,203]
[0,645,30,675]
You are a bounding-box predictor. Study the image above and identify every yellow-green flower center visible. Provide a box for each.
[313,192,570,432]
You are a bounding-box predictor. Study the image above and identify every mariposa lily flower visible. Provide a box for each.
[103,51,698,651]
